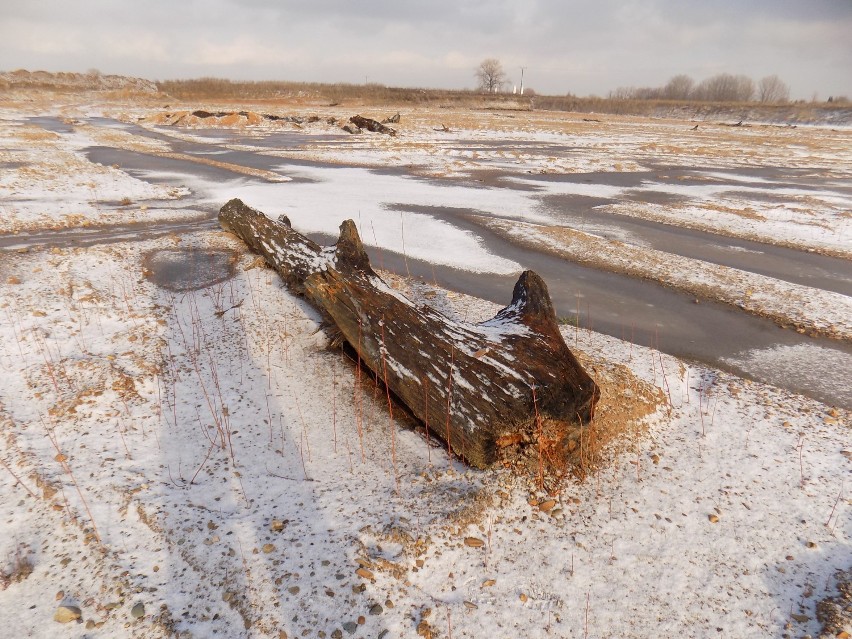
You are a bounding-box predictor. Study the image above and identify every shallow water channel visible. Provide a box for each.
[12,117,852,408]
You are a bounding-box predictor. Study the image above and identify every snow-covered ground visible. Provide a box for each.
[1,98,850,638]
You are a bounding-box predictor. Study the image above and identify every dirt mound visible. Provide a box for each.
[145,109,320,129]
[0,69,158,94]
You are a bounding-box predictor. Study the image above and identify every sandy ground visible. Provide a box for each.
[0,92,850,638]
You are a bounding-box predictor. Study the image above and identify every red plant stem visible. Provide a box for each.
[43,420,100,544]
[380,322,398,489]
[355,320,365,462]
[532,385,543,490]
[825,485,843,527]
[0,457,38,499]
[332,363,338,454]
[266,393,274,444]
[293,390,311,462]
[658,352,673,407]
[190,439,217,484]
[400,212,411,278]
[445,346,455,456]
[117,419,131,459]
[422,375,431,465]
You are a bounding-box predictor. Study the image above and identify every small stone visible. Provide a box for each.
[463,537,485,548]
[806,541,817,549]
[54,605,82,623]
[270,519,286,532]
[482,579,496,588]
[331,630,343,639]
[357,615,365,624]
[342,621,358,634]
[355,567,374,579]
[463,600,477,609]
[288,586,300,595]
[539,499,556,513]
[262,543,275,553]
[55,591,64,601]
[708,514,719,523]
[131,602,145,619]
[369,603,383,615]
[86,620,96,629]
[7,276,21,285]
[519,593,528,603]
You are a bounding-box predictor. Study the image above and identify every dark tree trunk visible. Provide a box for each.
[219,198,600,469]
[349,115,397,135]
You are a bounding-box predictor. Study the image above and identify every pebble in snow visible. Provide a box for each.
[54,605,82,623]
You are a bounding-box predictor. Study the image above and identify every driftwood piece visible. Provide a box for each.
[219,199,599,468]
[349,115,397,136]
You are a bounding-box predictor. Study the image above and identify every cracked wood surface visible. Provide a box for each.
[219,198,599,468]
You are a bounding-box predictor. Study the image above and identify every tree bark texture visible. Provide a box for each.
[219,198,600,468]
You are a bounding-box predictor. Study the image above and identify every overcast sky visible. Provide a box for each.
[2,0,850,99]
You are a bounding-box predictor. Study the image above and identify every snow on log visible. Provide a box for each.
[219,198,600,469]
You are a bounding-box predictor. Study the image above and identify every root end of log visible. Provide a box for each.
[335,220,371,271]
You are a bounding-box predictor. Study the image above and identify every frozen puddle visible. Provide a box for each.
[724,343,852,408]
[143,248,237,291]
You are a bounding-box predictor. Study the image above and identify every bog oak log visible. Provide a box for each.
[219,198,599,468]
[349,115,397,135]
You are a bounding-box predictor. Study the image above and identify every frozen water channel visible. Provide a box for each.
[12,117,852,408]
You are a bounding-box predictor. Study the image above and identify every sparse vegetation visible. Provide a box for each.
[0,544,34,590]
[147,76,852,124]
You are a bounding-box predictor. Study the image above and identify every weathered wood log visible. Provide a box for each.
[349,115,397,136]
[219,198,599,469]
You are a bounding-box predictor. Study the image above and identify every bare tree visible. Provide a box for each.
[694,73,755,102]
[758,75,790,103]
[662,74,694,100]
[475,58,507,93]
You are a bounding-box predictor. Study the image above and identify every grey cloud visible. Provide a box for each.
[0,0,849,98]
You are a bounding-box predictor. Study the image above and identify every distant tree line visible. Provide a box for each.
[610,73,792,104]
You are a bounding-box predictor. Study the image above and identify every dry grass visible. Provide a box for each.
[0,544,34,590]
[495,354,665,492]
[153,78,852,123]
